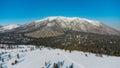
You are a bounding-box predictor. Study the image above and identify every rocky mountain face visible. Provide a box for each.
[15,16,120,38]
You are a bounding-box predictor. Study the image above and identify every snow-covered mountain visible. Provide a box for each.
[18,16,120,38]
[0,24,20,32]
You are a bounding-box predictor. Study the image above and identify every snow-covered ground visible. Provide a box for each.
[0,45,120,68]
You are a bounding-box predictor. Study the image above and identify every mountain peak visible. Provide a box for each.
[35,16,101,27]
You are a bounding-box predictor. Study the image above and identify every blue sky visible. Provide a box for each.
[0,0,120,30]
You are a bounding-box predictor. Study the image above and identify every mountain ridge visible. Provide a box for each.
[0,16,120,38]
[18,16,120,38]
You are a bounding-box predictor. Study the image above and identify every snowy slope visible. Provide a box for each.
[3,47,120,68]
[0,24,20,32]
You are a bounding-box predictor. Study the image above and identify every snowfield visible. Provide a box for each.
[0,45,120,68]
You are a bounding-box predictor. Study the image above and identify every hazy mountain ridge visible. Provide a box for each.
[0,24,20,32]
